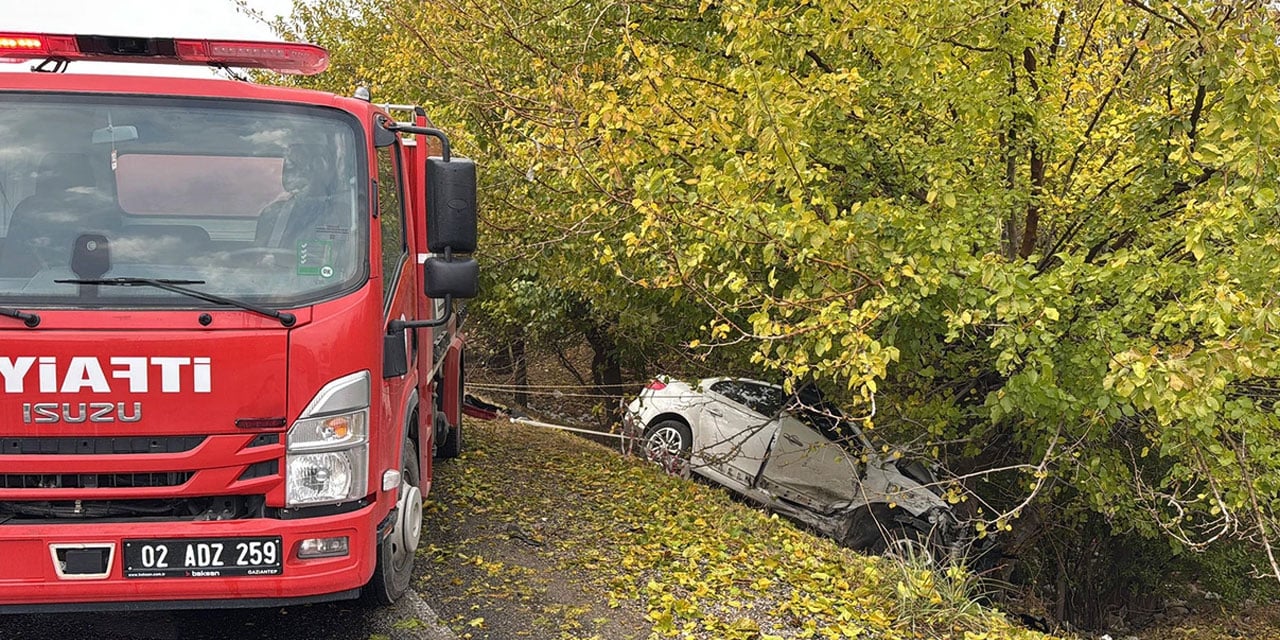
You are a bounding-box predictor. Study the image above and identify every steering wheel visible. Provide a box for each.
[222,247,297,268]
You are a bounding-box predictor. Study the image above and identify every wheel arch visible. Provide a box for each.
[646,412,692,431]
[402,388,421,449]
[842,502,914,550]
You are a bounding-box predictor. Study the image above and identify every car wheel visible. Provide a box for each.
[363,437,422,605]
[880,528,936,564]
[845,506,954,566]
[642,419,692,475]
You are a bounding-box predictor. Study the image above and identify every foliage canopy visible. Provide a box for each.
[270,0,1280,622]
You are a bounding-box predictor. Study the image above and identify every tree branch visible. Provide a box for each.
[1123,0,1191,30]
[1059,23,1151,195]
[804,50,833,73]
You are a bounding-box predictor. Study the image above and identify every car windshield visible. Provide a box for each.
[0,94,367,308]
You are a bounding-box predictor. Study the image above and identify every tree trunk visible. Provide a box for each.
[1021,145,1044,258]
[582,321,623,429]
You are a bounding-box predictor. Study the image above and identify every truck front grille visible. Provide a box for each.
[0,433,283,523]
[0,495,266,522]
[0,472,194,490]
[0,436,206,455]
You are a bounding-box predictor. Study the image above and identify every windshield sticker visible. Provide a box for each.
[296,239,334,277]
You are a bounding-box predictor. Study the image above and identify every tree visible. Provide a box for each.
[269,0,1280,625]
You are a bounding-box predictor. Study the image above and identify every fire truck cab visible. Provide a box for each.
[0,33,477,610]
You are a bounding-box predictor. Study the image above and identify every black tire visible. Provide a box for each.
[436,413,462,459]
[844,505,954,566]
[435,350,464,459]
[641,419,692,473]
[363,437,422,605]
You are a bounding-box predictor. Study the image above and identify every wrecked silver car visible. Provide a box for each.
[624,377,957,562]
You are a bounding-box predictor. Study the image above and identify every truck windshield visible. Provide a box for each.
[0,94,367,308]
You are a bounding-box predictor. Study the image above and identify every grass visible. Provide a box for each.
[419,419,1061,640]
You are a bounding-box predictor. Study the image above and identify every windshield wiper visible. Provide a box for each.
[0,306,40,328]
[54,277,297,327]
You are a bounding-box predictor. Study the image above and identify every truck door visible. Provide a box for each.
[377,135,418,456]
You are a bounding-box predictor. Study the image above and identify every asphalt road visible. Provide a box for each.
[0,591,458,640]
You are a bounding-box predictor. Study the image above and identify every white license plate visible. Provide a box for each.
[123,536,282,579]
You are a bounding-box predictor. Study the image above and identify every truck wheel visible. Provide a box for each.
[436,351,465,459]
[364,437,422,605]
[437,417,463,459]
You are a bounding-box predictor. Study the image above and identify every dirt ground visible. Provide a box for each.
[413,421,651,640]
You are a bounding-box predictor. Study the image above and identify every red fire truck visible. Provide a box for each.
[0,33,477,610]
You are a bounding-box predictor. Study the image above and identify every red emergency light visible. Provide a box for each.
[0,32,329,75]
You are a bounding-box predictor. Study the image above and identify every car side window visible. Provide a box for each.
[792,396,862,451]
[740,383,784,416]
[711,381,784,416]
[710,381,750,408]
[377,141,408,302]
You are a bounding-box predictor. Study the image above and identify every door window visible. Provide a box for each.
[710,380,783,416]
[376,142,408,302]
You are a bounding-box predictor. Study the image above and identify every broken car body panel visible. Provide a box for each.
[625,377,953,554]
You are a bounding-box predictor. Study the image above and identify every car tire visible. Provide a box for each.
[844,505,953,566]
[642,419,692,474]
[878,526,936,564]
[363,437,422,605]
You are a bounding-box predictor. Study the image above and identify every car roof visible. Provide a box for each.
[699,376,781,389]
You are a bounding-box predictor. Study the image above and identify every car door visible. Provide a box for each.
[757,415,859,515]
[699,380,783,489]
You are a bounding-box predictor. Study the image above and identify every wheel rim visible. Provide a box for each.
[645,426,685,460]
[390,481,423,571]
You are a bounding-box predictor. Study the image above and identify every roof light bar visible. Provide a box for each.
[0,32,329,75]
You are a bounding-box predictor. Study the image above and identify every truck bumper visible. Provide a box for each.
[0,502,381,611]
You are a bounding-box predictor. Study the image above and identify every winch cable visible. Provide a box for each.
[507,417,629,440]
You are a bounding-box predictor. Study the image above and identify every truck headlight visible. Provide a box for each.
[286,371,371,507]
[287,445,368,505]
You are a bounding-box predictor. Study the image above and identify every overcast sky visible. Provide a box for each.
[0,0,299,77]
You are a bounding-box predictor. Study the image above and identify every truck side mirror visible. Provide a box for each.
[387,122,480,303]
[424,256,478,299]
[426,157,476,253]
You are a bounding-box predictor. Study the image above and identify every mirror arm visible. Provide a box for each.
[385,122,451,162]
[388,295,454,332]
